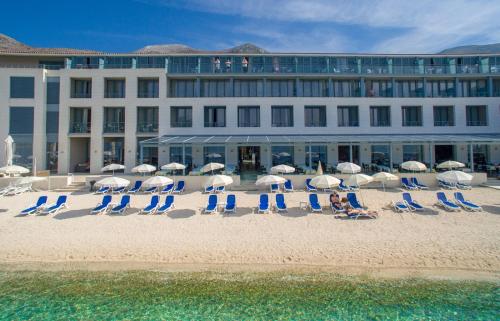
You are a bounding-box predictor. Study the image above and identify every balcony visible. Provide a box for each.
[338,120,359,127]
[238,121,260,127]
[105,91,125,98]
[402,121,423,127]
[204,121,226,128]
[371,121,391,127]
[466,120,487,126]
[137,122,159,133]
[434,120,455,127]
[271,121,294,127]
[138,91,159,98]
[69,122,91,133]
[305,121,326,127]
[170,121,193,128]
[71,92,92,99]
[103,122,125,133]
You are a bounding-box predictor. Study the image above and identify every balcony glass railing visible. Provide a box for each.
[305,121,326,127]
[466,120,488,126]
[338,120,359,127]
[238,122,260,127]
[137,122,159,133]
[103,122,125,133]
[371,121,391,127]
[271,121,294,127]
[69,122,91,133]
[402,121,423,127]
[71,92,92,98]
[138,91,159,98]
[104,91,125,98]
[204,121,226,128]
[434,120,455,126]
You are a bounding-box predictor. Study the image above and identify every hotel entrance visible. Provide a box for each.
[238,146,260,182]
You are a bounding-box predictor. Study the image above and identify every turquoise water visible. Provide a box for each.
[0,271,498,320]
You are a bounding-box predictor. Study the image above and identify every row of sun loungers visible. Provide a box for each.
[437,180,472,190]
[393,191,481,212]
[0,183,33,196]
[401,177,428,190]
[95,180,185,195]
[20,195,68,215]
[91,194,176,214]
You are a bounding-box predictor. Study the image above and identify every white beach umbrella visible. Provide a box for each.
[372,172,398,191]
[142,176,173,188]
[101,163,126,175]
[436,170,473,184]
[309,175,340,189]
[95,177,130,188]
[270,164,295,174]
[131,164,156,175]
[161,162,186,171]
[201,162,224,174]
[255,175,287,186]
[347,174,374,187]
[401,161,427,172]
[336,162,361,174]
[4,135,13,166]
[437,160,465,170]
[316,161,324,175]
[203,174,233,188]
[0,165,30,175]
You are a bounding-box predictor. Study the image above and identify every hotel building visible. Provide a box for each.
[1,42,500,180]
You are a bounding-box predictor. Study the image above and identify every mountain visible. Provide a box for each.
[134,42,268,54]
[438,43,500,54]
[0,33,101,54]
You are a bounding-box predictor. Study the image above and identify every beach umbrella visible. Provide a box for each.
[309,175,340,189]
[0,165,29,176]
[142,176,173,189]
[255,175,286,187]
[201,162,224,174]
[337,162,361,174]
[95,177,130,188]
[436,170,473,184]
[131,164,156,175]
[316,161,324,175]
[372,172,398,191]
[347,174,373,187]
[4,135,13,166]
[437,160,465,170]
[101,163,125,175]
[401,161,427,172]
[270,164,295,174]
[161,162,186,171]
[203,174,233,188]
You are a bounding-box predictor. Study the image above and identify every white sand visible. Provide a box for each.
[0,187,499,279]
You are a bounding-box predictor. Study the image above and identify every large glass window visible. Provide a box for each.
[46,77,60,104]
[271,146,294,166]
[371,145,390,168]
[70,78,92,98]
[304,106,326,127]
[466,105,487,126]
[138,78,159,98]
[338,145,360,164]
[301,79,328,97]
[137,107,158,133]
[104,78,125,98]
[266,80,295,97]
[170,106,192,127]
[204,106,226,127]
[469,145,489,171]
[459,79,487,97]
[337,106,359,127]
[370,106,391,127]
[233,79,264,97]
[238,106,260,127]
[403,145,423,162]
[305,145,327,168]
[169,79,196,97]
[103,107,125,133]
[271,106,294,127]
[10,76,35,98]
[433,106,455,126]
[493,79,500,97]
[426,80,455,97]
[204,146,225,164]
[200,79,230,97]
[401,106,422,127]
[169,146,193,172]
[395,79,424,97]
[9,107,34,168]
[70,108,91,133]
[103,137,124,165]
[365,79,392,97]
[333,80,361,97]
[137,137,158,167]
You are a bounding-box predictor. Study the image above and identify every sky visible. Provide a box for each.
[2,0,500,53]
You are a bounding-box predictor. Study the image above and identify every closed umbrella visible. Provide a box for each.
[101,163,125,175]
[437,160,465,170]
[436,170,473,184]
[372,172,398,191]
[309,175,340,189]
[143,176,173,189]
[203,174,233,188]
[0,165,30,176]
[95,177,130,188]
[132,164,156,175]
[255,175,286,189]
[270,164,295,174]
[316,161,324,175]
[401,161,427,172]
[337,162,361,174]
[4,135,13,166]
[201,162,224,174]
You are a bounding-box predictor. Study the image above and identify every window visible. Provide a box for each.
[370,106,391,127]
[46,77,60,104]
[371,145,390,168]
[169,146,192,171]
[459,79,487,97]
[69,108,91,133]
[365,79,392,97]
[10,76,35,98]
[466,105,487,126]
[233,79,264,97]
[204,106,226,127]
[433,106,454,126]
[9,107,34,167]
[272,146,294,166]
[337,106,359,127]
[137,56,165,68]
[403,145,423,162]
[138,78,159,98]
[238,106,260,127]
[71,78,92,98]
[426,80,455,97]
[137,137,158,167]
[204,146,225,164]
[46,110,59,134]
[401,106,422,127]
[493,79,500,97]
[170,106,192,127]
[103,107,125,133]
[169,79,196,97]
[305,145,327,168]
[272,106,294,127]
[395,80,424,97]
[266,80,295,97]
[103,137,124,165]
[338,145,360,164]
[137,107,158,133]
[333,80,360,97]
[301,79,328,97]
[304,106,326,127]
[201,79,230,97]
[104,78,125,98]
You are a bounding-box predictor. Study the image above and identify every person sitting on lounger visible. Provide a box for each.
[329,192,342,208]
[343,203,379,218]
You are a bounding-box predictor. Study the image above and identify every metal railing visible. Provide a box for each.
[137,91,159,98]
[371,121,391,127]
[271,121,294,127]
[238,122,260,127]
[466,120,488,126]
[71,92,92,99]
[305,121,326,127]
[69,122,91,133]
[204,121,226,128]
[170,121,193,128]
[402,121,423,127]
[338,120,359,127]
[434,120,455,126]
[103,122,125,133]
[137,122,158,133]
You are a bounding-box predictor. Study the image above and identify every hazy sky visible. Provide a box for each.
[2,0,499,53]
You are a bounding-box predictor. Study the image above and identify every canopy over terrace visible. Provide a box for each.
[139,134,500,171]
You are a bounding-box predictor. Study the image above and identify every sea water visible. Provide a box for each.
[0,271,498,320]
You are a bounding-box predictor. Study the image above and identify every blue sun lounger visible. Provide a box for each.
[173,180,185,194]
[20,196,48,215]
[204,194,218,214]
[204,185,214,193]
[112,186,126,194]
[144,186,157,194]
[157,195,175,213]
[392,200,410,212]
[438,180,456,190]
[305,178,317,192]
[216,186,225,193]
[456,182,472,190]
[338,179,351,192]
[128,181,142,194]
[142,195,159,214]
[91,195,112,214]
[95,186,110,194]
[401,178,418,190]
[402,192,424,211]
[41,195,67,215]
[224,194,236,213]
[347,192,364,210]
[258,194,270,213]
[271,183,280,193]
[284,180,294,192]
[111,195,130,214]
[160,183,174,194]
[275,193,287,212]
[411,177,428,190]
[436,192,460,211]
[454,192,482,211]
[330,201,345,214]
[308,193,322,213]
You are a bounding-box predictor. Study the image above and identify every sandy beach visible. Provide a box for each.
[0,187,499,280]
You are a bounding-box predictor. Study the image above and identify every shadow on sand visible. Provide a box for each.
[481,205,500,215]
[221,207,254,217]
[166,209,196,219]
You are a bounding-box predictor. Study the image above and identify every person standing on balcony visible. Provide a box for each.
[225,58,232,72]
[214,57,221,73]
[242,57,248,72]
